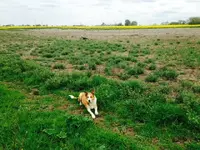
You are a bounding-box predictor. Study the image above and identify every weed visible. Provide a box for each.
[156,68,178,80]
[53,64,65,69]
[126,66,144,76]
[148,64,156,70]
[118,73,131,80]
[144,58,153,64]
[104,66,112,76]
[76,65,86,70]
[88,62,96,70]
[154,42,159,46]
[145,74,158,82]
[137,62,146,68]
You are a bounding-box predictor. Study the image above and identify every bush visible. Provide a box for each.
[156,68,178,80]
[126,66,144,76]
[145,74,158,82]
[148,64,156,70]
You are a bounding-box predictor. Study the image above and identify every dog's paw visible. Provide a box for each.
[95,112,99,115]
[92,115,96,119]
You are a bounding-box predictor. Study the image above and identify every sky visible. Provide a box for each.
[0,0,199,25]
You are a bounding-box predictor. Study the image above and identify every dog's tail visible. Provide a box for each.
[69,95,78,99]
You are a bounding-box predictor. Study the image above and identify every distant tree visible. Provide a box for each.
[188,17,200,25]
[116,22,123,26]
[169,22,179,25]
[178,20,186,24]
[101,22,106,26]
[161,21,169,25]
[131,21,138,26]
[125,19,131,26]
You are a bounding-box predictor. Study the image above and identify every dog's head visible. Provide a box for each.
[85,90,95,103]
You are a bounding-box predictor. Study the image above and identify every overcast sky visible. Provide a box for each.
[0,0,199,25]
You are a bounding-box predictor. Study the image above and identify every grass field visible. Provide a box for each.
[0,29,200,150]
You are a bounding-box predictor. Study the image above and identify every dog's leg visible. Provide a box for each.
[86,106,95,119]
[79,102,82,105]
[95,106,99,115]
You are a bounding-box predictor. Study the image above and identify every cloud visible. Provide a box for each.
[0,0,199,25]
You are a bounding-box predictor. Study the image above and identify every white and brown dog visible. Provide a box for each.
[69,90,98,119]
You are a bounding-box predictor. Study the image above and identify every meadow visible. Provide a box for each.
[0,29,200,150]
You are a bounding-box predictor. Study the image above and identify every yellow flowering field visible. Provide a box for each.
[0,24,200,30]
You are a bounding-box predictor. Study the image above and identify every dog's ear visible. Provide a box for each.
[85,92,88,96]
[91,89,95,95]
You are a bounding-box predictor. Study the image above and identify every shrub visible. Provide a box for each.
[137,62,146,68]
[145,74,158,82]
[88,63,96,70]
[156,68,178,80]
[126,66,144,76]
[148,64,156,70]
[118,73,131,80]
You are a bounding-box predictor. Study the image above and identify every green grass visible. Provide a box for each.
[53,63,65,69]
[148,63,156,70]
[145,74,159,82]
[0,31,200,149]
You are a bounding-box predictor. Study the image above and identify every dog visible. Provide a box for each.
[69,90,98,119]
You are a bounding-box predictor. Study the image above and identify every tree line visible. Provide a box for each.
[1,17,200,27]
[101,17,200,26]
[161,17,200,25]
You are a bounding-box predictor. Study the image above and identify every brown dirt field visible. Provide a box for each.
[20,28,200,41]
